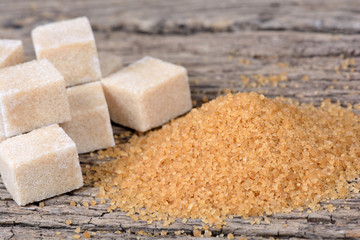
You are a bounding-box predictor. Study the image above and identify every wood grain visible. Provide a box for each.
[0,0,360,239]
[1,0,360,34]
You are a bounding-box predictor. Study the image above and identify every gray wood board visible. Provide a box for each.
[0,0,359,239]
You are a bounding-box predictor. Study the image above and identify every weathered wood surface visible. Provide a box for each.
[1,0,360,239]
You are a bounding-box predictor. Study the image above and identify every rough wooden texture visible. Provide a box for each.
[1,1,360,239]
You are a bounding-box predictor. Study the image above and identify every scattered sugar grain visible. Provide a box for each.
[240,73,288,87]
[193,229,202,237]
[83,201,89,207]
[238,58,251,65]
[83,230,91,238]
[73,234,80,239]
[239,235,248,240]
[176,230,184,236]
[204,230,212,237]
[66,219,72,225]
[160,230,167,236]
[301,75,309,81]
[56,232,61,235]
[39,202,45,208]
[325,204,336,213]
[276,62,288,68]
[228,233,235,239]
[75,227,81,233]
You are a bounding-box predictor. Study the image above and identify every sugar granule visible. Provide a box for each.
[73,234,80,239]
[87,92,360,227]
[193,229,202,237]
[83,230,91,238]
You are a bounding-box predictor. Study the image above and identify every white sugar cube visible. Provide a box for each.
[32,17,101,86]
[0,39,24,69]
[60,82,115,154]
[102,56,192,132]
[0,124,83,206]
[98,51,123,78]
[0,59,71,138]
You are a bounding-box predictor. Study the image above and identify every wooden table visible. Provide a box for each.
[1,1,360,239]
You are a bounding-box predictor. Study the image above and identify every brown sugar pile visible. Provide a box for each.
[87,92,360,227]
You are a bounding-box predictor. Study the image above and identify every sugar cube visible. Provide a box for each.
[98,51,123,78]
[0,124,83,206]
[102,56,192,132]
[0,117,5,143]
[32,17,101,87]
[0,39,24,69]
[60,82,115,154]
[0,59,71,137]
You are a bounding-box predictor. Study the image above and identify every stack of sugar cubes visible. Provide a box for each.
[0,16,192,206]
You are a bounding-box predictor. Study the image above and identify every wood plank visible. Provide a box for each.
[3,30,358,110]
[0,0,359,239]
[0,0,360,34]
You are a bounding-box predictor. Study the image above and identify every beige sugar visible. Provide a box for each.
[0,59,71,138]
[0,117,5,142]
[0,124,83,206]
[98,51,123,78]
[88,92,360,227]
[102,56,192,132]
[32,17,101,87]
[0,39,24,69]
[60,82,114,154]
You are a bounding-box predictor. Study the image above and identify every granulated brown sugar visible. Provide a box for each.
[87,92,360,227]
[240,73,288,87]
[83,230,91,238]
